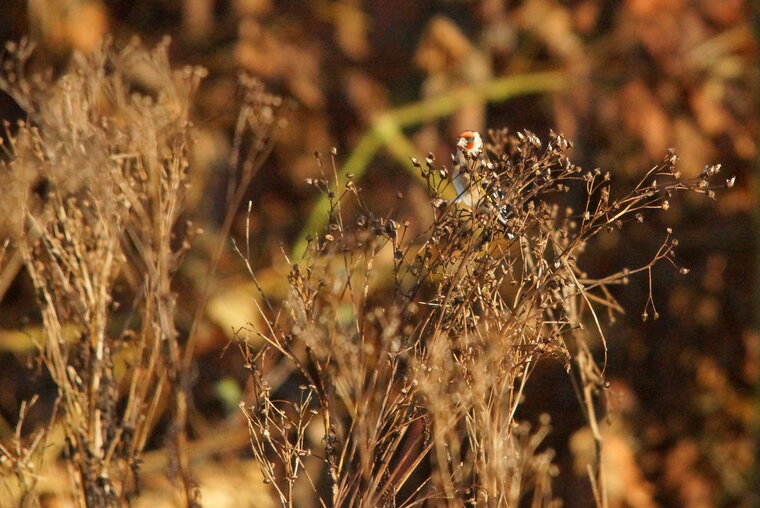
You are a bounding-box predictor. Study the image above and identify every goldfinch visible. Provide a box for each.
[452,130,511,228]
[452,130,483,206]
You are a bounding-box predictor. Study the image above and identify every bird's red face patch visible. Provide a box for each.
[459,131,475,150]
[458,130,479,152]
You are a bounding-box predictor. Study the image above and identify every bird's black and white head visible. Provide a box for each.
[456,130,483,159]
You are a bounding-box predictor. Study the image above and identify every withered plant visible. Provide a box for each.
[0,37,286,507]
[0,40,207,506]
[0,39,204,506]
[239,130,731,506]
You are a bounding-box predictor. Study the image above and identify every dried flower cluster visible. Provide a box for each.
[0,40,205,506]
[240,129,730,506]
[0,38,287,507]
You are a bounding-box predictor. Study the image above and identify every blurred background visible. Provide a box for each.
[0,0,757,506]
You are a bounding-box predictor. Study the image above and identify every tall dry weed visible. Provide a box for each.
[239,130,731,506]
[0,39,204,506]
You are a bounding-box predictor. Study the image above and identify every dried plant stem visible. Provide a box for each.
[1,39,207,507]
[241,129,728,507]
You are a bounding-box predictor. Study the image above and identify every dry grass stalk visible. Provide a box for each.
[0,39,204,507]
[0,396,57,508]
[239,129,730,506]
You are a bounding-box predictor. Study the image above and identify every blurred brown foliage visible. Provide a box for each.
[0,0,757,506]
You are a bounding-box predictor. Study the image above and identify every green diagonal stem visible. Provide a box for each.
[292,70,568,257]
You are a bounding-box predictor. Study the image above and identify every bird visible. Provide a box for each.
[452,130,483,206]
[452,130,512,229]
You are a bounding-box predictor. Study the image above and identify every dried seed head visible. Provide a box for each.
[701,164,721,177]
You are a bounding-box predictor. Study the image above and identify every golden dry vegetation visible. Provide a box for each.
[0,1,757,507]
